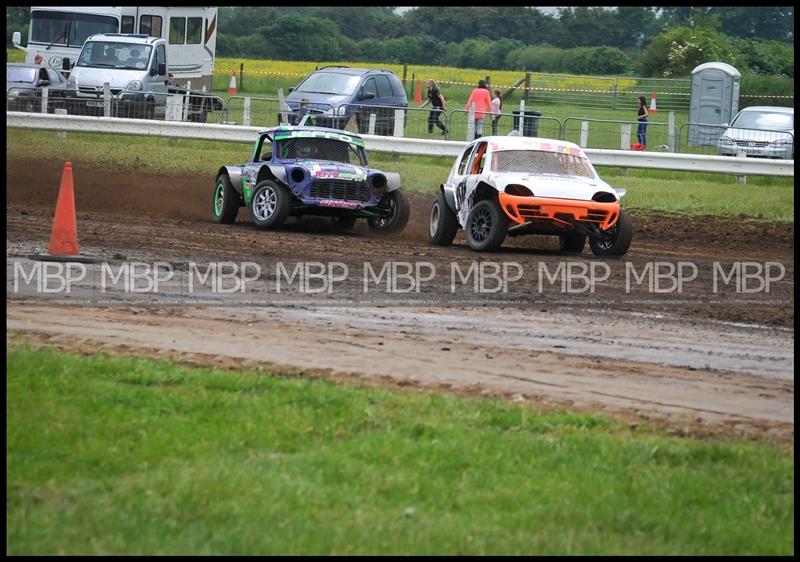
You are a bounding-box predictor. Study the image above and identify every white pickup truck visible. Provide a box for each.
[63,33,225,122]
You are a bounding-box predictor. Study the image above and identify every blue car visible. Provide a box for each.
[284,67,408,136]
[213,125,410,234]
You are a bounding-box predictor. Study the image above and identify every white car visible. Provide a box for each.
[717,106,794,160]
[429,135,632,256]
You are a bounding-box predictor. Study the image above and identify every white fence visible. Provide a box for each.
[6,111,794,177]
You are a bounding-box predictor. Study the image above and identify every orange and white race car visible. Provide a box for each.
[429,135,633,256]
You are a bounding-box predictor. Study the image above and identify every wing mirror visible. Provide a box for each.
[158,63,166,76]
[361,92,376,100]
[62,57,72,70]
[12,32,21,46]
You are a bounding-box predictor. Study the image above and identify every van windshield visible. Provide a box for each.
[76,41,152,71]
[295,72,361,96]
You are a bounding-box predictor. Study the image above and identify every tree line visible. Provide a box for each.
[6,6,794,78]
[216,6,794,78]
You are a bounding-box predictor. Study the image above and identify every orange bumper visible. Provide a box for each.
[498,192,620,231]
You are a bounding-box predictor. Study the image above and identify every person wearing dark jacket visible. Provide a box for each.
[420,79,448,135]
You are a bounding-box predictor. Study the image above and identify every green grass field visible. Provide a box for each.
[6,129,794,221]
[6,344,794,555]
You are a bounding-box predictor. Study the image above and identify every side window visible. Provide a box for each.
[140,15,162,38]
[389,75,405,98]
[457,145,476,176]
[121,16,135,34]
[186,17,203,44]
[470,142,488,175]
[254,136,272,162]
[169,17,186,44]
[375,75,393,99]
[37,68,49,83]
[46,68,63,84]
[154,44,166,75]
[362,77,377,99]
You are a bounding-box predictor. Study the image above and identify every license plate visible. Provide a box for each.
[86,101,104,108]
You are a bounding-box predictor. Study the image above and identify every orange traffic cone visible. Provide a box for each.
[228,70,237,95]
[414,79,422,103]
[649,91,657,114]
[30,162,95,263]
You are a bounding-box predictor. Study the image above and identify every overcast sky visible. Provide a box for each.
[393,7,581,15]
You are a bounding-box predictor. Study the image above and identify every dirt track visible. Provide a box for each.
[5,159,795,442]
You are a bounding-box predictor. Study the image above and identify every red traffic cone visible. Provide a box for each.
[649,91,657,114]
[414,79,422,103]
[30,162,95,263]
[228,70,237,95]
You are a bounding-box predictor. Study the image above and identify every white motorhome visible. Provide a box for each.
[12,6,217,89]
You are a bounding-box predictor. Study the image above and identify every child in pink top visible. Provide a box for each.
[465,79,493,139]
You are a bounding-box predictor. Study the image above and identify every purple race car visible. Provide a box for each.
[213,125,409,233]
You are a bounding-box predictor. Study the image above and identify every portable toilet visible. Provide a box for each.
[688,62,741,146]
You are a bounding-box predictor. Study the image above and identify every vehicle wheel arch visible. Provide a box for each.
[256,164,287,185]
[218,166,243,194]
[472,181,499,205]
[440,184,457,212]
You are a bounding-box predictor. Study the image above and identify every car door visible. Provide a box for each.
[148,43,168,113]
[446,142,477,217]
[458,141,489,224]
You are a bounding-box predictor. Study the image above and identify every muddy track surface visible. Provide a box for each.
[6,159,795,442]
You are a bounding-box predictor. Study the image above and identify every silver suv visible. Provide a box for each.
[717,106,794,160]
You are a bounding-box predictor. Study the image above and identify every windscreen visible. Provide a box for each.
[276,137,366,166]
[76,42,153,71]
[30,11,118,47]
[295,72,361,96]
[491,150,594,178]
[7,66,37,84]
[732,111,793,131]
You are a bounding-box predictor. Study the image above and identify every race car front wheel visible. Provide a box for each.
[249,180,291,229]
[212,174,239,224]
[368,191,410,234]
[589,211,633,257]
[465,200,508,252]
[559,231,586,253]
[429,192,458,246]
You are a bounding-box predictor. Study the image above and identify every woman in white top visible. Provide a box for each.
[491,90,503,135]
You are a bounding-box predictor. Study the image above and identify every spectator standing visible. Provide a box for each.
[636,95,649,147]
[491,89,503,135]
[419,79,448,135]
[465,79,493,139]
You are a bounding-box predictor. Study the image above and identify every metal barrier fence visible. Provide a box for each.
[676,122,795,159]
[562,117,677,152]
[7,85,227,123]
[446,108,563,142]
[222,96,336,127]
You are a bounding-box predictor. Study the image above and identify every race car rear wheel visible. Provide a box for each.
[589,211,633,257]
[429,192,458,246]
[249,180,291,229]
[368,191,410,234]
[465,200,508,252]
[212,174,239,224]
[559,231,586,253]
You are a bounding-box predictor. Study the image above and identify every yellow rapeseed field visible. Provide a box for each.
[5,48,637,91]
[216,57,638,91]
